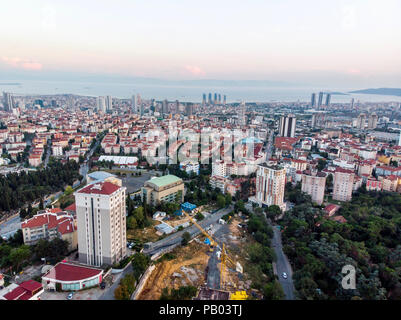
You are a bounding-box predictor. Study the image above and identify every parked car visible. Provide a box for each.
[67,292,74,300]
[100,282,106,290]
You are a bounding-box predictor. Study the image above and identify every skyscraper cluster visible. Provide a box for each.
[311,92,331,107]
[203,93,226,105]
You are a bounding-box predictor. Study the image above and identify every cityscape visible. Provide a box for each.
[1,0,401,310]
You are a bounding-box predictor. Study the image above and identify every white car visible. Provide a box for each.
[67,292,74,300]
[282,272,288,279]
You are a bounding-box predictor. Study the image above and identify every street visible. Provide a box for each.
[272,226,296,300]
[99,264,133,300]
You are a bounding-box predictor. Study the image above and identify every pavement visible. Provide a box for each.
[272,226,296,300]
[99,264,133,300]
[0,214,21,239]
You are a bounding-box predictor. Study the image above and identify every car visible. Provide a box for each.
[282,272,288,279]
[67,292,74,300]
[100,282,106,290]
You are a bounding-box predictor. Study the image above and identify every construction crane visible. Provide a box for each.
[181,207,248,300]
[181,209,217,251]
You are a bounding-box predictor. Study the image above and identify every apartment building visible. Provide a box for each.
[301,170,326,205]
[254,163,286,211]
[21,209,77,251]
[333,168,355,202]
[75,179,127,266]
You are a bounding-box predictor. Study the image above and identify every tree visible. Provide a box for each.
[132,253,150,280]
[9,245,31,271]
[225,193,232,207]
[217,194,226,208]
[317,159,327,171]
[64,185,74,196]
[265,205,281,221]
[263,281,285,300]
[114,284,130,300]
[127,216,138,230]
[182,232,191,246]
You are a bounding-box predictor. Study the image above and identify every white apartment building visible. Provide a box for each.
[333,168,355,202]
[254,163,286,211]
[52,145,63,157]
[212,160,227,177]
[301,170,326,205]
[75,179,127,267]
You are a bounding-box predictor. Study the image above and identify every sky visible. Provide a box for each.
[1,0,401,87]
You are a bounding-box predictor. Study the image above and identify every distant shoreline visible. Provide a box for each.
[0,82,21,86]
[349,88,401,97]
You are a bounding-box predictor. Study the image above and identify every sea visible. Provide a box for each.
[1,80,401,103]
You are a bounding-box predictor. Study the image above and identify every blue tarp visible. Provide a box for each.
[181,202,197,212]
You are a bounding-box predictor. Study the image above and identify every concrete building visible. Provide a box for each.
[333,168,355,202]
[75,179,127,266]
[105,95,112,111]
[141,175,184,206]
[212,160,227,177]
[301,170,326,205]
[357,113,366,130]
[279,114,296,138]
[254,163,286,211]
[97,96,106,113]
[317,92,324,107]
[368,113,378,129]
[2,92,15,112]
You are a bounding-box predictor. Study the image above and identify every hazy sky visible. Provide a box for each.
[1,0,400,87]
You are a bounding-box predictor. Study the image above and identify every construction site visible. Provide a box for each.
[137,203,255,300]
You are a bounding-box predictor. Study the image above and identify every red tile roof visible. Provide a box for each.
[65,203,76,212]
[3,280,42,300]
[78,181,120,195]
[42,262,102,282]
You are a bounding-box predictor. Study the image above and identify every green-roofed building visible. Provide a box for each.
[141,175,184,206]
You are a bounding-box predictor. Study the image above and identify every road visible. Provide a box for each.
[99,264,133,300]
[272,226,296,300]
[79,139,100,180]
[143,206,233,256]
[0,214,21,239]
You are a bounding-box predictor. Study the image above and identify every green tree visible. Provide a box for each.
[182,232,191,246]
[263,281,285,300]
[217,194,226,208]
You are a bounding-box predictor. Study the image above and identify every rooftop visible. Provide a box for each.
[42,262,103,282]
[78,181,120,195]
[147,175,182,188]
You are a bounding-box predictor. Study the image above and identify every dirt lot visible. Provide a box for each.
[167,215,192,228]
[138,241,210,300]
[127,221,162,243]
[220,217,254,291]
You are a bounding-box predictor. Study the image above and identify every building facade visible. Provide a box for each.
[75,180,127,266]
[333,168,355,202]
[254,163,286,211]
[279,114,296,138]
[141,175,184,206]
[301,170,326,205]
